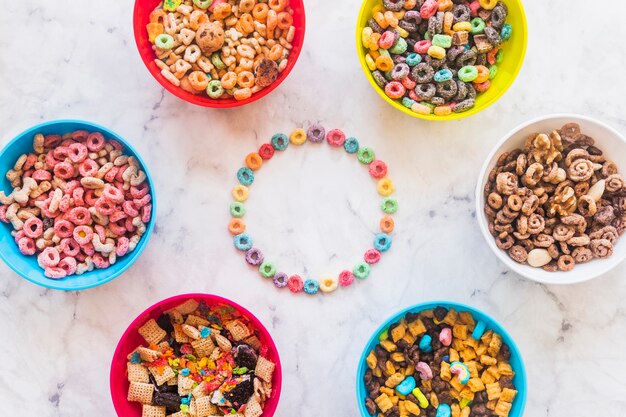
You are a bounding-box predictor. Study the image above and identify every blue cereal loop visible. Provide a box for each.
[472,320,487,340]
[402,97,416,108]
[406,53,422,67]
[500,23,512,41]
[200,327,211,338]
[436,404,452,417]
[130,351,141,364]
[181,368,190,377]
[271,133,289,151]
[303,279,319,294]
[234,233,253,251]
[434,68,453,83]
[374,233,392,252]
[344,137,359,154]
[419,334,432,352]
[237,167,254,186]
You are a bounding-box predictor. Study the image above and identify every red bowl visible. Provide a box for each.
[133,0,306,108]
[110,293,282,416]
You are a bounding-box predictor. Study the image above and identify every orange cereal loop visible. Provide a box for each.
[190,10,209,30]
[252,3,269,21]
[146,23,164,43]
[239,13,255,34]
[277,11,293,30]
[221,71,237,90]
[232,184,250,201]
[404,0,417,9]
[380,216,395,233]
[268,0,287,12]
[150,9,166,24]
[237,71,255,88]
[375,55,393,72]
[239,0,255,13]
[188,71,209,91]
[212,2,232,20]
[245,153,263,171]
[267,44,283,60]
[234,87,252,101]
[373,12,388,29]
[229,218,246,235]
[438,0,454,11]
[474,65,490,84]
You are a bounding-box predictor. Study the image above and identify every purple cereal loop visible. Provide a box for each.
[306,124,325,143]
[245,248,264,266]
[273,272,288,288]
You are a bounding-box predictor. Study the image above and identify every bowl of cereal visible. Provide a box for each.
[110,293,282,417]
[0,120,156,290]
[357,301,526,417]
[477,114,626,284]
[356,0,527,120]
[133,0,306,108]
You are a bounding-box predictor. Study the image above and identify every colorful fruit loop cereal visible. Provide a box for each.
[484,123,626,272]
[125,298,276,417]
[228,124,398,295]
[0,131,152,279]
[147,0,296,101]
[363,306,518,417]
[362,0,512,115]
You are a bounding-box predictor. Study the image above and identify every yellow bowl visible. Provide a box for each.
[355,0,528,121]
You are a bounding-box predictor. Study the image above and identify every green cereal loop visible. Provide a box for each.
[381,197,398,214]
[389,37,408,54]
[230,202,246,218]
[193,0,212,9]
[207,80,223,99]
[489,65,498,80]
[496,49,504,64]
[211,53,226,70]
[259,261,277,278]
[378,49,391,59]
[155,34,174,50]
[357,147,375,164]
[353,262,371,280]
[470,18,485,35]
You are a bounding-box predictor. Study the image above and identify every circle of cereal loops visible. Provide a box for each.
[228,124,398,295]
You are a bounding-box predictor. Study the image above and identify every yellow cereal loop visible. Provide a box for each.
[319,277,338,293]
[453,21,472,32]
[396,26,409,38]
[377,178,395,196]
[289,128,307,145]
[365,54,377,71]
[232,185,249,202]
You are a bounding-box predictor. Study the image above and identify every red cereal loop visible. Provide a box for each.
[43,134,62,148]
[86,132,106,152]
[78,159,98,177]
[18,237,36,255]
[108,139,123,150]
[59,194,71,212]
[13,230,25,243]
[58,257,77,275]
[259,144,275,160]
[338,270,355,286]
[116,165,129,182]
[287,275,304,293]
[326,129,346,147]
[368,160,388,179]
[54,162,76,179]
[125,217,136,233]
[364,249,382,264]
[68,143,88,163]
[73,225,93,245]
[67,207,91,225]
[116,236,130,257]
[71,130,89,141]
[54,220,74,238]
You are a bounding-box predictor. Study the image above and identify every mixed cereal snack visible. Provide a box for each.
[146,0,296,101]
[0,131,152,279]
[363,307,518,417]
[484,123,626,272]
[362,0,512,116]
[126,299,276,417]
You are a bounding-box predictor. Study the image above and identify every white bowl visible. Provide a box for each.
[476,114,626,284]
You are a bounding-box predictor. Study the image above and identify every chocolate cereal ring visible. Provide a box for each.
[412,63,435,84]
[415,83,437,100]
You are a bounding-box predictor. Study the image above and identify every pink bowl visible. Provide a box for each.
[110,293,282,416]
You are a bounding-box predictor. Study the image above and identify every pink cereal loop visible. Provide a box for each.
[104,166,119,183]
[59,194,71,212]
[116,165,129,182]
[364,249,382,265]
[23,217,43,238]
[73,225,93,245]
[141,204,152,224]
[95,198,116,215]
[44,266,67,279]
[86,132,106,152]
[13,230,25,243]
[78,159,98,177]
[338,270,355,286]
[133,194,152,209]
[124,217,136,233]
[108,139,123,150]
[43,134,62,147]
[68,142,88,163]
[71,130,89,141]
[92,253,109,269]
[84,190,99,206]
[72,187,85,207]
[368,160,388,179]
[53,162,76,180]
[52,146,69,160]
[67,207,91,225]
[58,257,77,275]
[94,224,106,243]
[18,237,36,255]
[60,138,76,147]
[130,183,150,199]
[109,211,127,223]
[287,275,304,293]
[64,180,80,194]
[32,169,52,181]
[326,129,346,147]
[103,184,124,203]
[54,219,74,238]
[24,154,37,170]
[109,221,127,236]
[0,205,8,223]
[116,236,130,257]
[123,200,139,217]
[60,238,81,257]
[45,152,58,169]
[38,247,60,268]
[439,327,452,346]
[82,242,95,256]
[416,362,433,381]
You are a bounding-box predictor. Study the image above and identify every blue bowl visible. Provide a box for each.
[356,301,527,417]
[0,120,156,290]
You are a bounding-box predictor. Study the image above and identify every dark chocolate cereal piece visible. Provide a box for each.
[484,26,502,47]
[453,98,475,113]
[433,306,448,321]
[372,70,388,88]
[368,18,384,33]
[436,79,458,100]
[383,0,405,12]
[153,391,182,413]
[415,83,436,100]
[412,62,435,84]
[451,4,470,24]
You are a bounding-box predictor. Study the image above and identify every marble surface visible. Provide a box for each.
[1,0,626,415]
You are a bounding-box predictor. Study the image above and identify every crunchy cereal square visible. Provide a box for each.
[195,396,217,417]
[138,319,167,345]
[142,405,166,417]
[127,363,149,383]
[137,347,160,362]
[498,362,515,377]
[494,400,512,417]
[185,314,210,328]
[178,374,195,396]
[244,397,263,417]
[127,382,154,404]
[244,334,262,350]
[408,319,427,336]
[191,337,216,358]
[149,365,176,386]
[467,377,485,392]
[453,324,469,340]
[226,320,252,341]
[255,356,275,383]
[485,382,502,401]
[500,388,518,403]
[172,299,199,315]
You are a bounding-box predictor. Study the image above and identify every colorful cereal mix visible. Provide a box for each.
[362,0,512,114]
[362,306,519,417]
[124,298,277,416]
[146,0,297,101]
[227,124,398,295]
[0,130,152,279]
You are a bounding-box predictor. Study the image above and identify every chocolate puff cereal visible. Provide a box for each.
[484,123,626,271]
[363,307,518,417]
[126,299,276,417]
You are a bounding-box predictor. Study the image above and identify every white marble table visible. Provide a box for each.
[1,0,626,415]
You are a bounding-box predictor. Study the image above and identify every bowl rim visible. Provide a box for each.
[355,300,527,417]
[0,119,157,291]
[132,0,307,108]
[475,113,626,284]
[354,0,528,121]
[109,292,283,416]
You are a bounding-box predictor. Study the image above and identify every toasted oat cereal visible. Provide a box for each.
[362,306,518,417]
[124,298,277,415]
